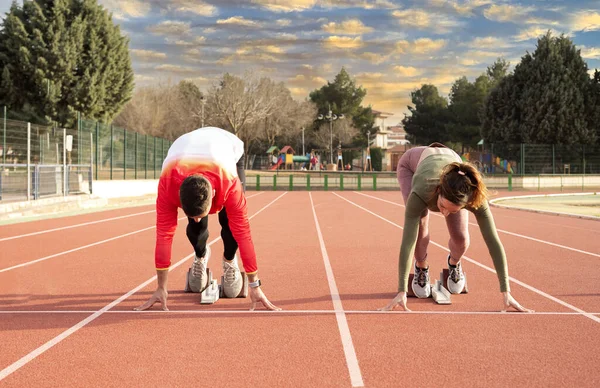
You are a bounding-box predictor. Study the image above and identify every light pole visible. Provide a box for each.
[200,96,206,127]
[301,126,305,155]
[317,103,344,164]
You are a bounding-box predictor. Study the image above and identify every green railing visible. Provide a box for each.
[246,172,600,192]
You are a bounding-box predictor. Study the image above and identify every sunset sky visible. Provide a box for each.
[1,0,599,124]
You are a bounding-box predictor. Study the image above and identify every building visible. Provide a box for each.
[386,125,410,147]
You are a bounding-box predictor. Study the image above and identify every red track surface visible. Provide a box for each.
[1,190,599,387]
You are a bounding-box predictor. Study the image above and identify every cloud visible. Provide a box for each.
[276,33,298,41]
[356,72,386,82]
[570,11,600,32]
[217,43,286,65]
[184,76,209,84]
[155,64,198,74]
[393,66,422,77]
[182,48,202,63]
[165,36,206,46]
[580,46,600,59]
[130,49,168,60]
[360,52,391,65]
[469,36,513,49]
[323,36,364,49]
[134,74,155,83]
[514,26,563,41]
[392,8,463,33]
[396,38,447,54]
[525,17,561,26]
[322,19,373,35]
[217,16,263,28]
[163,0,217,16]
[289,87,308,97]
[277,19,292,26]
[427,0,492,17]
[148,21,191,36]
[99,0,151,20]
[483,4,534,23]
[251,0,317,12]
[251,0,396,13]
[459,50,506,64]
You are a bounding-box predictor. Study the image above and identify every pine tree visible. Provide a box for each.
[481,32,595,144]
[0,0,133,126]
[402,84,450,145]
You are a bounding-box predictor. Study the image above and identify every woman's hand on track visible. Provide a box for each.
[378,292,411,312]
[502,292,533,313]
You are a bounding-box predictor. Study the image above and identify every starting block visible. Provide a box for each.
[441,268,469,294]
[219,272,249,298]
[431,276,451,304]
[407,269,468,304]
[183,268,220,304]
[200,269,220,304]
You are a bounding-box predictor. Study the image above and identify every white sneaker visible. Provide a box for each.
[188,246,211,293]
[447,255,466,294]
[411,262,431,298]
[222,256,243,298]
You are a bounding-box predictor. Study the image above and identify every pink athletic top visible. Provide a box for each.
[154,127,257,274]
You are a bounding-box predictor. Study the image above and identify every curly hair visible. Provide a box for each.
[435,162,488,209]
[179,175,212,217]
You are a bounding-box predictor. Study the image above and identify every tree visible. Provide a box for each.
[481,32,595,144]
[0,0,134,126]
[113,80,206,140]
[586,69,600,143]
[309,67,375,148]
[402,84,450,145]
[206,72,316,160]
[486,57,510,89]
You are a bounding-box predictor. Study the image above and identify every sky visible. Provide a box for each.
[1,0,600,125]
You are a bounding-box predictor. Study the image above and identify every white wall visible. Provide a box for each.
[92,179,159,198]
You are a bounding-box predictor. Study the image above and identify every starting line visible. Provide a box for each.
[0,309,598,316]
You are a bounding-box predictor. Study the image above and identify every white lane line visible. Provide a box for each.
[0,210,155,242]
[0,191,285,382]
[352,191,600,259]
[0,310,598,316]
[309,192,364,387]
[0,192,266,274]
[0,225,167,274]
[334,192,600,325]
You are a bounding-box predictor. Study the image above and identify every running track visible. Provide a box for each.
[1,191,599,387]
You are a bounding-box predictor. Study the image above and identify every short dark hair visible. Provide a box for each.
[179,175,211,217]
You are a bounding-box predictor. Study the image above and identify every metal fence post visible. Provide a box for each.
[95,122,99,180]
[27,122,31,200]
[33,164,39,200]
[110,125,114,180]
[134,132,138,179]
[123,128,127,180]
[552,144,555,174]
[144,134,148,179]
[324,175,328,191]
[306,174,310,190]
[358,174,362,191]
[340,174,344,190]
[256,175,260,191]
[63,128,67,196]
[90,131,93,193]
[2,105,6,164]
[520,143,525,175]
[273,175,277,191]
[289,174,293,191]
[373,174,377,190]
[153,137,157,179]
